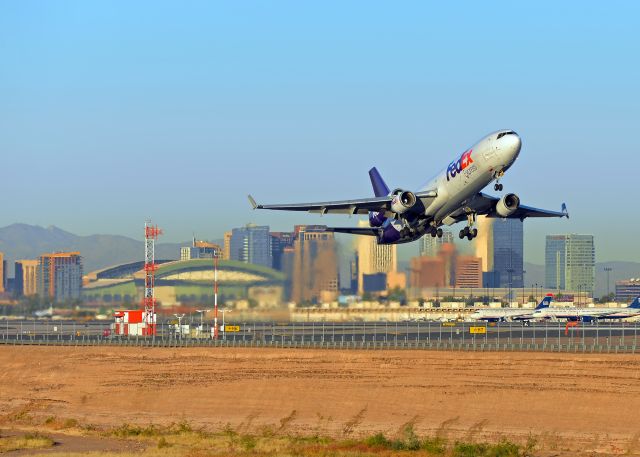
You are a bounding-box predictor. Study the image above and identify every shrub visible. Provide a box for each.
[364,432,391,448]
[422,436,447,454]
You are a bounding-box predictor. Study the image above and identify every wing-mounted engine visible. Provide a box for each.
[390,189,417,214]
[495,193,520,217]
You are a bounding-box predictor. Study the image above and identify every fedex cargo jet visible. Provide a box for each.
[469,295,553,323]
[249,131,568,243]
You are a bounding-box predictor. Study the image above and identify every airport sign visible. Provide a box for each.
[469,326,487,334]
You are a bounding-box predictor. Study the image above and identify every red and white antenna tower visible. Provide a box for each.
[143,220,162,336]
[213,249,219,340]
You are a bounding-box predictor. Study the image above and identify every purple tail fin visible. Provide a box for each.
[369,167,390,197]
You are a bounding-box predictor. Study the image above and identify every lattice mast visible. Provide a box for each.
[143,220,162,336]
[213,251,219,340]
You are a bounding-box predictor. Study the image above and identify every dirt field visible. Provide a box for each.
[1,346,640,455]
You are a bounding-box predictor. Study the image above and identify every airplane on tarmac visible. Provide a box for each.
[468,295,554,323]
[532,297,640,322]
[249,130,568,243]
[33,305,53,318]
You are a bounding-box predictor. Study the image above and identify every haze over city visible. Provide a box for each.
[1,1,639,265]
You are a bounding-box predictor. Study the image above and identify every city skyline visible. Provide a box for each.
[1,2,639,265]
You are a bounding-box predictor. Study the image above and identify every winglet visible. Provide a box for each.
[248,195,259,210]
[561,203,569,218]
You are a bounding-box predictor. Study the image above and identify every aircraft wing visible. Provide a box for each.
[443,193,568,224]
[326,227,380,236]
[248,190,437,217]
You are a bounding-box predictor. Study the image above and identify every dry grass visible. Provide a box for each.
[5,421,530,457]
[0,432,55,452]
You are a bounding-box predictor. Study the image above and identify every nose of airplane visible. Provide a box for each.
[497,131,521,164]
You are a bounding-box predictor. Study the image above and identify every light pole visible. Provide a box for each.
[507,268,514,306]
[173,313,185,338]
[522,270,526,305]
[220,309,232,340]
[604,267,613,300]
[196,309,207,337]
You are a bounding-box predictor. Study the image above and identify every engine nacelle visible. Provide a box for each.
[390,190,417,214]
[495,193,520,217]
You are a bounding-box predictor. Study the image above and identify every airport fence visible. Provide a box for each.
[1,320,640,353]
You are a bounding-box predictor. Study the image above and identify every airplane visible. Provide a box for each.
[248,130,568,243]
[468,295,553,323]
[33,305,53,318]
[532,297,640,322]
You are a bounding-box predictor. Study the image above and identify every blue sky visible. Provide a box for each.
[0,1,638,264]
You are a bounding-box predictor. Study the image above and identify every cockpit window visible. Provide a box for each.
[497,131,515,139]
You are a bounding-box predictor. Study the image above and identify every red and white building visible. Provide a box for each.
[112,310,156,336]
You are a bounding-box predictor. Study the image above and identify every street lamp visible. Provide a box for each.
[604,267,613,300]
[220,309,232,340]
[196,309,207,336]
[507,268,514,306]
[173,313,185,338]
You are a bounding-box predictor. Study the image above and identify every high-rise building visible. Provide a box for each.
[616,279,640,303]
[0,252,5,293]
[545,234,595,294]
[286,225,339,304]
[356,221,397,294]
[15,260,39,297]
[229,224,272,268]
[455,255,482,288]
[37,252,83,302]
[410,256,446,289]
[419,231,453,257]
[180,238,221,260]
[223,231,232,260]
[270,231,295,271]
[438,243,457,288]
[386,271,407,290]
[475,217,523,288]
[349,252,359,294]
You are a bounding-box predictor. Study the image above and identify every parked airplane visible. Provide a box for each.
[468,295,553,323]
[33,305,53,318]
[532,297,640,322]
[249,130,568,243]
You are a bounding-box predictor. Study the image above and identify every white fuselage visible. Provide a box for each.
[469,308,536,322]
[534,307,640,320]
[419,131,521,224]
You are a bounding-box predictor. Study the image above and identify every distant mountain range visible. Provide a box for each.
[0,223,184,275]
[2,224,639,299]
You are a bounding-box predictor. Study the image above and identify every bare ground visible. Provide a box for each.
[1,346,639,455]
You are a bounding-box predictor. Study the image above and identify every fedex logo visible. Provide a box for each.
[446,149,473,181]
